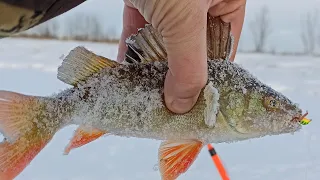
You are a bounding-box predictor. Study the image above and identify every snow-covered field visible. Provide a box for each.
[0,38,319,180]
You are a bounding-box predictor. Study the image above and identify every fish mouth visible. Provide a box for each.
[291,111,311,125]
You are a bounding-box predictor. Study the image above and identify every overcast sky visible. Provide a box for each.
[53,0,320,53]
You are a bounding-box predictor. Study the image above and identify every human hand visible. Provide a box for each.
[117,0,246,114]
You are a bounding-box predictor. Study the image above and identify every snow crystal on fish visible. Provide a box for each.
[35,59,303,145]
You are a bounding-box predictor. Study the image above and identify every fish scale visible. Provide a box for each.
[0,16,310,180]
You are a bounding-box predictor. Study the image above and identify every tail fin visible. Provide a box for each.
[0,91,39,142]
[0,91,55,180]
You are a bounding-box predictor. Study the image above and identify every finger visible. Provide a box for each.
[117,4,148,62]
[162,4,209,114]
[220,5,245,23]
[209,0,246,17]
[127,0,210,114]
[123,0,135,8]
[227,5,246,61]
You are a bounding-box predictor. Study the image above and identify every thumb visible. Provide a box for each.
[129,0,209,114]
[162,4,208,114]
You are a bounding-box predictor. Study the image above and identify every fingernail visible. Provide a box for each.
[170,96,197,114]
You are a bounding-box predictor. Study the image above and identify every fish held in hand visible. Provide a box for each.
[0,16,310,180]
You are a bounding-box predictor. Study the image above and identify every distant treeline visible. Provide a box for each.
[13,7,320,56]
[14,13,119,44]
[240,6,320,57]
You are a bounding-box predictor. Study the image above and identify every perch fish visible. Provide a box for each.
[0,16,310,180]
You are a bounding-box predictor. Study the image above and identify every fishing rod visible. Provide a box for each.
[207,144,230,180]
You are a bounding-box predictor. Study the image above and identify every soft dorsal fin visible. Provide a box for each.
[57,46,119,86]
[123,14,234,64]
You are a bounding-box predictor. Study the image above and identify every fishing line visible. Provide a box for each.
[305,130,315,180]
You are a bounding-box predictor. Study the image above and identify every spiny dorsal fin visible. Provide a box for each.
[207,15,234,61]
[124,25,167,64]
[123,14,234,64]
[57,46,119,86]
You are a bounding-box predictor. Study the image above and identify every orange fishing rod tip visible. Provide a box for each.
[207,144,230,180]
[207,144,217,157]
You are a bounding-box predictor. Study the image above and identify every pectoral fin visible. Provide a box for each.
[64,125,107,155]
[203,82,220,127]
[158,140,203,180]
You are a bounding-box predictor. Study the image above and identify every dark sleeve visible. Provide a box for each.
[0,0,85,38]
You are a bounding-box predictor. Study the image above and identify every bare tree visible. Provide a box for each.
[86,15,104,41]
[35,19,59,38]
[64,13,106,41]
[300,9,319,55]
[15,12,118,42]
[16,18,59,38]
[318,23,320,49]
[318,33,320,47]
[249,5,272,53]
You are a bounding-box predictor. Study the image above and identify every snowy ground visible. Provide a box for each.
[0,38,319,180]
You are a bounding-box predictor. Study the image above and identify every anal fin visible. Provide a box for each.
[158,140,203,180]
[64,125,107,155]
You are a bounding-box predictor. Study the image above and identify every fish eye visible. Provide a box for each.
[263,96,280,111]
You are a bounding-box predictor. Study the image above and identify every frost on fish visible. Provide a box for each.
[204,82,220,127]
[56,56,218,143]
[0,15,308,180]
[52,47,302,144]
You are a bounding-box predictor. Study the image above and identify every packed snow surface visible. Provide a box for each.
[0,38,319,180]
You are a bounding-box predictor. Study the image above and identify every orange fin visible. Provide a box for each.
[158,140,203,180]
[0,137,51,180]
[64,125,107,155]
[0,91,36,141]
[0,90,54,180]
